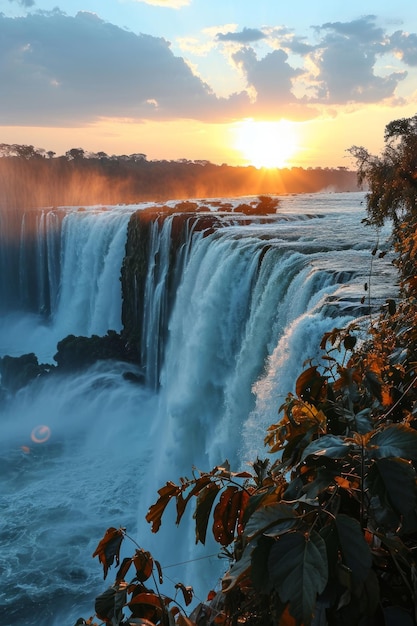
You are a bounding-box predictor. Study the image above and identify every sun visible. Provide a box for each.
[233,118,300,169]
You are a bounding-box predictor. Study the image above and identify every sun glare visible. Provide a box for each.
[233,119,300,169]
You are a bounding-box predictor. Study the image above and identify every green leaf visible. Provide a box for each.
[301,434,352,462]
[244,503,298,540]
[283,476,304,501]
[282,432,308,465]
[367,457,417,516]
[268,530,328,625]
[240,491,270,526]
[354,408,373,434]
[376,532,409,557]
[335,514,372,583]
[368,424,417,460]
[301,467,338,499]
[222,541,255,592]
[320,523,339,581]
[251,535,275,592]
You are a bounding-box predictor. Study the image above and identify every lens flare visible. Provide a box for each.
[31,424,51,444]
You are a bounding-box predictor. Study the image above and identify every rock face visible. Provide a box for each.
[120,209,152,365]
[120,206,229,383]
[53,330,136,370]
[0,353,51,393]
[0,332,143,394]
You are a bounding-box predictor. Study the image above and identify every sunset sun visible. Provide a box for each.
[233,119,300,169]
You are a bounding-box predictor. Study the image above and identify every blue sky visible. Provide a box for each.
[1,0,417,167]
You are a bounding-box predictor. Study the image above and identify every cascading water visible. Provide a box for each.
[0,193,396,625]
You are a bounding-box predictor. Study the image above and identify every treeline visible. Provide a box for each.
[0,143,360,209]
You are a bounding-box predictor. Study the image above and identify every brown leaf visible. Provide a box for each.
[146,481,181,533]
[279,605,298,625]
[194,482,220,545]
[264,420,288,453]
[320,331,332,350]
[155,559,163,584]
[295,366,327,404]
[212,486,240,546]
[177,475,212,524]
[334,476,353,490]
[92,527,125,580]
[225,488,242,539]
[381,386,394,407]
[127,591,164,620]
[237,491,251,535]
[175,582,194,606]
[132,549,153,582]
[176,493,187,526]
[265,399,326,453]
[320,327,344,349]
[115,557,134,582]
[233,471,253,478]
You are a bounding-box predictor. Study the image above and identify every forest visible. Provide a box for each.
[0,142,359,209]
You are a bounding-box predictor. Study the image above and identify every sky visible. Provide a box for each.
[1,0,417,168]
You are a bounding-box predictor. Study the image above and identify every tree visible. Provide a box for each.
[350,114,417,312]
[349,114,417,227]
[66,147,86,160]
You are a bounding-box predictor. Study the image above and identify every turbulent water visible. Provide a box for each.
[0,192,396,625]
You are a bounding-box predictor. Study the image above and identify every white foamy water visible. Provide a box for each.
[0,192,396,624]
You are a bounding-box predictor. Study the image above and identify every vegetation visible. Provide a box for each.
[0,143,358,209]
[78,114,417,626]
[349,116,417,227]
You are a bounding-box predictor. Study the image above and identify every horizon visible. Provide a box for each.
[1,0,417,169]
[0,143,360,171]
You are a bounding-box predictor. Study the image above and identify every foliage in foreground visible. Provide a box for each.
[88,315,417,626]
[83,114,417,625]
[145,322,417,626]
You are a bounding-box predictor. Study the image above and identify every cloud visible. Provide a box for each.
[317,15,384,44]
[233,47,301,103]
[308,16,407,103]
[390,30,417,66]
[266,26,313,56]
[211,15,411,114]
[0,10,313,126]
[216,27,266,44]
[0,11,220,125]
[8,0,35,6]
[0,11,414,129]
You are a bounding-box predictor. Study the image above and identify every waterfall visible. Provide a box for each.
[0,192,396,625]
[54,208,130,338]
[0,205,135,362]
[140,216,176,388]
